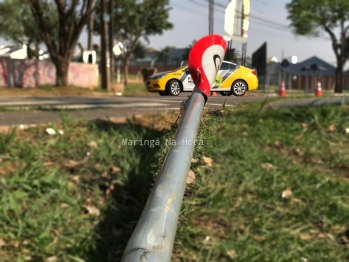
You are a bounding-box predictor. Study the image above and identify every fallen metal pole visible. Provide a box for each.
[121,87,206,262]
[121,33,226,262]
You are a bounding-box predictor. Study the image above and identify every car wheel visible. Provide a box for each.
[220,91,233,96]
[166,80,181,96]
[159,91,168,96]
[232,80,247,96]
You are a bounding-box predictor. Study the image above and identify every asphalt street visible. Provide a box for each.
[0,93,348,127]
[0,94,269,127]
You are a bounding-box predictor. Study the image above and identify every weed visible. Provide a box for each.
[221,98,227,111]
[123,83,157,97]
[173,102,349,261]
[37,84,54,91]
[2,102,349,261]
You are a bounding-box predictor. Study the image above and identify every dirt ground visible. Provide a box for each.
[110,112,181,131]
[0,86,99,97]
[0,112,182,135]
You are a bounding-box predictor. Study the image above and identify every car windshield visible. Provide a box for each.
[179,64,188,70]
[178,61,243,71]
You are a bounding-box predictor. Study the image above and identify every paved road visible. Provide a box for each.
[0,93,270,109]
[0,94,348,127]
[0,94,270,126]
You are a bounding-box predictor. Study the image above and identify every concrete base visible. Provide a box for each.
[110,83,125,93]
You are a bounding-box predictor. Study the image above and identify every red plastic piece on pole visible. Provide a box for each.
[188,35,227,97]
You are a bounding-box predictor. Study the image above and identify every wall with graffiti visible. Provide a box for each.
[0,58,99,88]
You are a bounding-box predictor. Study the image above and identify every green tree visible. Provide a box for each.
[133,41,147,60]
[0,0,43,59]
[286,0,349,93]
[182,40,196,62]
[95,0,173,85]
[224,48,240,63]
[157,46,175,64]
[27,0,94,86]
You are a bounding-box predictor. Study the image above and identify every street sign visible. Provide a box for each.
[188,34,226,96]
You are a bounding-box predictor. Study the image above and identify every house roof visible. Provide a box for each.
[0,45,29,59]
[285,56,336,76]
[0,45,20,57]
[145,47,159,53]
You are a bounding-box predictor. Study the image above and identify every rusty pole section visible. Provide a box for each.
[121,87,205,262]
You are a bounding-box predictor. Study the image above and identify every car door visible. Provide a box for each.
[179,68,195,91]
[212,62,239,90]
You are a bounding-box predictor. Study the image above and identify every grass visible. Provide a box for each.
[256,84,349,97]
[0,73,154,98]
[0,86,95,98]
[1,101,349,261]
[0,112,179,262]
[37,84,54,91]
[123,82,157,97]
[114,73,157,97]
[173,101,349,261]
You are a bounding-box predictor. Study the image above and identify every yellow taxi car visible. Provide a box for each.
[146,61,258,96]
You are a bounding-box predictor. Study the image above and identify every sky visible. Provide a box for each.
[135,0,336,65]
[0,0,343,67]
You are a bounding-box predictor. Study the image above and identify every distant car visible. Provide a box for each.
[146,61,258,96]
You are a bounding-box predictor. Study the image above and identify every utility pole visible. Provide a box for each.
[241,43,247,66]
[100,0,111,90]
[227,40,233,61]
[88,11,94,50]
[209,0,214,34]
[109,0,114,80]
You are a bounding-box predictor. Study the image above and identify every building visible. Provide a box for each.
[0,45,27,59]
[267,56,349,91]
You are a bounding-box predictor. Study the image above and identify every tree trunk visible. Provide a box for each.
[124,57,129,86]
[28,0,94,88]
[35,42,39,60]
[53,57,69,87]
[335,55,343,93]
[27,40,32,59]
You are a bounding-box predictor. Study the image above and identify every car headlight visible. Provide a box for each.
[153,75,166,80]
[149,72,167,80]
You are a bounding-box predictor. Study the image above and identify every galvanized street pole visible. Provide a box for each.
[121,87,206,262]
[209,0,214,34]
[121,34,226,262]
[242,42,247,66]
[108,0,114,79]
[100,0,111,90]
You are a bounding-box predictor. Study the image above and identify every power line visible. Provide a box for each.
[202,0,290,29]
[188,0,206,8]
[188,0,331,41]
[184,0,293,39]
[189,0,286,29]
[189,0,289,32]
[173,2,207,17]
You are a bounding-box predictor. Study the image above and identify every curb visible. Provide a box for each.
[268,97,349,110]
